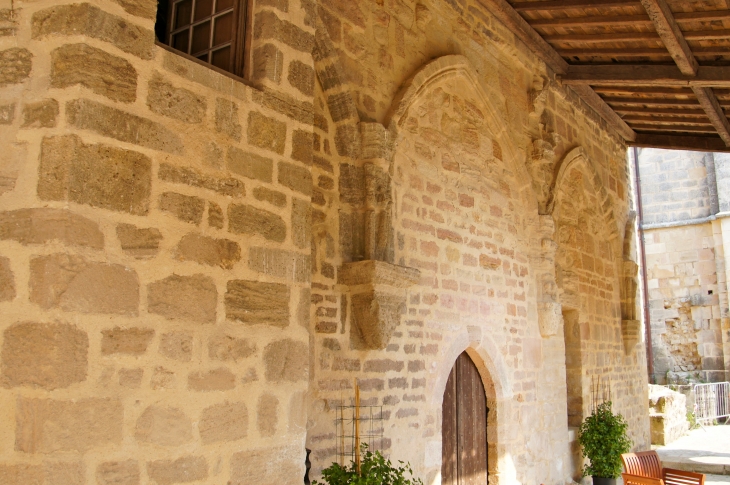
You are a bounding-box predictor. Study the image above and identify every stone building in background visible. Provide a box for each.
[0,0,650,484]
[638,148,730,385]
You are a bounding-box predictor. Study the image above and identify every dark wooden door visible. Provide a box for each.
[442,352,488,485]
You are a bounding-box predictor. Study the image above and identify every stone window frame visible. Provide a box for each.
[155,0,254,81]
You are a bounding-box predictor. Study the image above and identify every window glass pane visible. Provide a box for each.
[216,0,234,12]
[213,12,233,46]
[194,0,213,21]
[173,0,193,30]
[172,30,190,52]
[211,46,231,71]
[191,20,211,55]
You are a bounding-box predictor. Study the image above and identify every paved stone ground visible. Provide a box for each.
[655,423,730,476]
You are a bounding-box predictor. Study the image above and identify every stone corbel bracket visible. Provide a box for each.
[338,260,420,350]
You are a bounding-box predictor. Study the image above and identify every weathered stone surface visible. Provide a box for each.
[188,368,235,391]
[159,332,192,362]
[175,233,241,269]
[0,48,32,86]
[32,4,154,59]
[230,445,302,485]
[16,397,123,453]
[118,368,143,388]
[67,99,183,154]
[0,257,15,301]
[147,77,206,123]
[150,367,175,390]
[114,0,156,18]
[0,464,44,484]
[253,186,287,207]
[0,102,14,124]
[252,43,283,84]
[225,280,290,326]
[135,406,193,446]
[117,223,162,258]
[208,334,256,362]
[159,162,245,197]
[22,99,58,128]
[101,327,154,355]
[97,460,140,485]
[248,247,310,282]
[208,201,224,229]
[38,135,152,215]
[30,254,139,315]
[215,98,241,141]
[44,461,84,485]
[147,274,217,324]
[257,393,279,437]
[199,401,248,444]
[159,192,205,225]
[147,456,207,485]
[291,129,313,164]
[51,44,136,102]
[252,89,314,125]
[320,0,365,27]
[259,0,289,11]
[254,11,314,52]
[247,111,286,154]
[264,339,307,382]
[279,161,312,196]
[292,198,312,249]
[288,60,314,96]
[226,146,273,182]
[1,322,87,390]
[228,203,286,242]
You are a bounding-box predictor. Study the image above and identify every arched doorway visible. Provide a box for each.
[442,351,488,485]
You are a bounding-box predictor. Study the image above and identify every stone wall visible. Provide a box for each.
[0,0,312,483]
[639,149,730,384]
[0,0,651,484]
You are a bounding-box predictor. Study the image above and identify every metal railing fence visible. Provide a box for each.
[694,382,730,425]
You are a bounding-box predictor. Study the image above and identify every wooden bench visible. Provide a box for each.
[621,451,705,485]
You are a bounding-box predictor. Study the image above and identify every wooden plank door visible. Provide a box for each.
[442,352,488,485]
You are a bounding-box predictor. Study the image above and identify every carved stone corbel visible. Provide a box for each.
[621,213,641,354]
[338,260,420,349]
[532,215,563,337]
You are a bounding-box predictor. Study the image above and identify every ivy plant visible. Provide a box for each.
[578,401,632,479]
[313,445,423,485]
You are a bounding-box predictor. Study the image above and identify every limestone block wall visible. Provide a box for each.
[0,0,314,483]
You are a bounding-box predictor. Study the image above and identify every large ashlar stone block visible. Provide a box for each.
[225,280,290,326]
[96,460,140,485]
[0,208,104,249]
[188,368,235,391]
[16,397,123,453]
[147,456,207,485]
[135,406,193,446]
[175,233,241,269]
[159,332,193,362]
[228,203,286,242]
[622,319,641,354]
[199,401,248,444]
[147,76,206,123]
[0,47,32,86]
[0,256,16,301]
[208,334,256,362]
[158,162,245,197]
[1,322,88,390]
[30,254,139,315]
[116,223,162,258]
[38,135,152,216]
[101,327,154,355]
[159,192,205,225]
[230,445,303,485]
[538,301,563,338]
[51,44,136,103]
[32,4,155,59]
[147,274,217,324]
[247,111,286,154]
[248,247,310,282]
[338,260,420,350]
[263,339,307,382]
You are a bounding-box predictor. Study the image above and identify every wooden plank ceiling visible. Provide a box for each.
[484,0,730,152]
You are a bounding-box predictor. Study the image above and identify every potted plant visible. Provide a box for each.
[578,401,632,485]
[313,444,423,485]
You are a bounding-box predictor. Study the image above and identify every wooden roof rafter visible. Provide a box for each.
[478,0,730,151]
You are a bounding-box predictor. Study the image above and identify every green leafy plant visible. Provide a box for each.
[687,411,700,430]
[578,401,632,479]
[313,444,423,485]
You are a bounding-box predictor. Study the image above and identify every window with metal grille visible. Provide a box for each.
[155,0,250,77]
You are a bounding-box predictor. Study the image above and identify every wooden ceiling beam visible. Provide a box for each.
[639,0,730,146]
[604,97,701,107]
[545,30,730,43]
[633,126,719,134]
[622,115,713,125]
[559,47,730,57]
[632,134,730,152]
[530,9,730,28]
[562,65,730,88]
[478,0,637,141]
[614,107,709,116]
[512,0,639,11]
[592,86,694,95]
